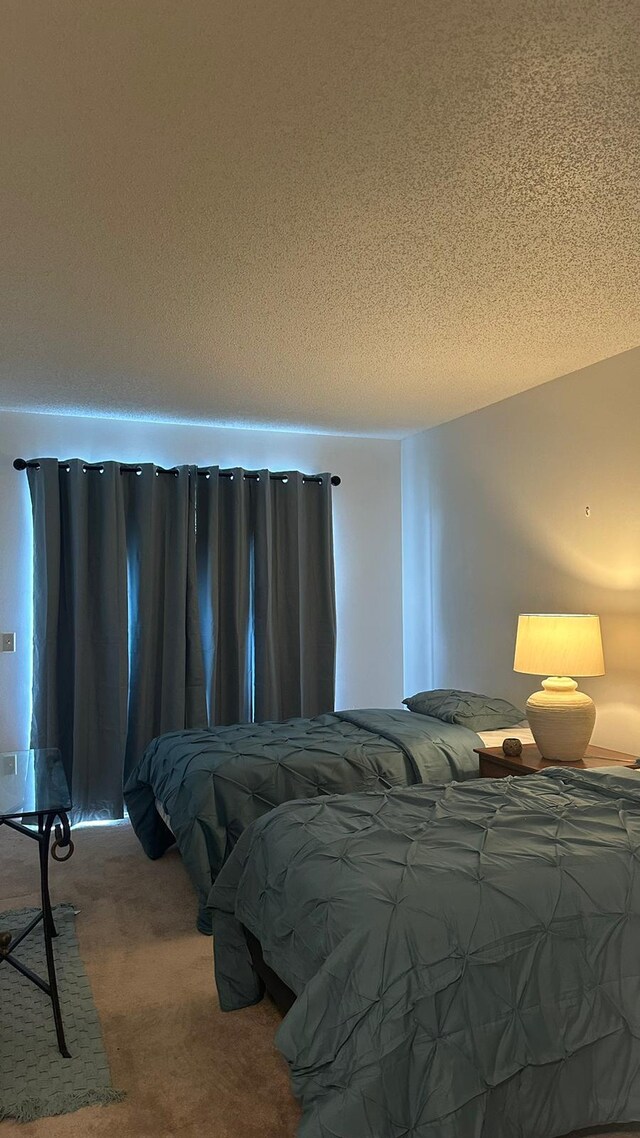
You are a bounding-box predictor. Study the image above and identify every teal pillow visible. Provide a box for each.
[403,689,524,731]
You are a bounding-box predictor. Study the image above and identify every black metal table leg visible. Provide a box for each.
[38,813,58,939]
[39,812,70,1057]
[0,807,74,1058]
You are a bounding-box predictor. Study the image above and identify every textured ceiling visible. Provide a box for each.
[1,1,639,437]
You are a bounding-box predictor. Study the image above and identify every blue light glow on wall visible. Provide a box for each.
[1,408,404,752]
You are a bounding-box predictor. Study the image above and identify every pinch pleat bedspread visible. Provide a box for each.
[124,710,481,931]
[211,769,640,1138]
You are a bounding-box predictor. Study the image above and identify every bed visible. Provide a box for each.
[210,767,640,1138]
[124,695,530,932]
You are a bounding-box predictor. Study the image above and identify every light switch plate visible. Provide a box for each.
[1,633,16,652]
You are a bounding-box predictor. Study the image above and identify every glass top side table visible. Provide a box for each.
[0,748,74,1057]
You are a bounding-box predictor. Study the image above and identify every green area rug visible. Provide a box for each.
[0,903,124,1122]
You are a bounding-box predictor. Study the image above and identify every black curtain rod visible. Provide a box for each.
[13,458,340,486]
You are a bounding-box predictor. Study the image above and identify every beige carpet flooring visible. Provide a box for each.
[0,821,638,1138]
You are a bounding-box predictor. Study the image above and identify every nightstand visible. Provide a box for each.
[475,743,639,779]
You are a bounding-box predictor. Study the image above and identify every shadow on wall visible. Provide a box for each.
[595,614,640,753]
[603,613,640,677]
[421,446,640,754]
[493,470,640,594]
[489,462,640,751]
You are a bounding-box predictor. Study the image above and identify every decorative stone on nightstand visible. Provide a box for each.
[502,738,523,757]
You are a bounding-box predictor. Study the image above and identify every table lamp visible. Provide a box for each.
[513,614,605,761]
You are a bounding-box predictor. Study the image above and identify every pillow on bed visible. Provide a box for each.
[403,689,525,731]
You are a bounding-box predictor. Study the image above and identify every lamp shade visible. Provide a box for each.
[514,614,605,678]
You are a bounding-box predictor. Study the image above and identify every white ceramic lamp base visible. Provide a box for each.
[526,677,596,762]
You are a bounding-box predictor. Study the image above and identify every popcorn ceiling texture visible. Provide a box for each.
[1,0,638,436]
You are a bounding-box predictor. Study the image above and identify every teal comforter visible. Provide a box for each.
[211,769,640,1138]
[124,709,480,932]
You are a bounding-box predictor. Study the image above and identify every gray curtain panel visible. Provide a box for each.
[123,465,207,777]
[252,471,336,721]
[26,459,336,818]
[27,459,129,821]
[196,468,252,726]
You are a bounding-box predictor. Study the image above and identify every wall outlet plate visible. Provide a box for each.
[1,633,16,652]
[1,753,18,776]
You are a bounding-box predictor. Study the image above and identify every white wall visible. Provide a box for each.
[0,410,403,749]
[403,347,640,754]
